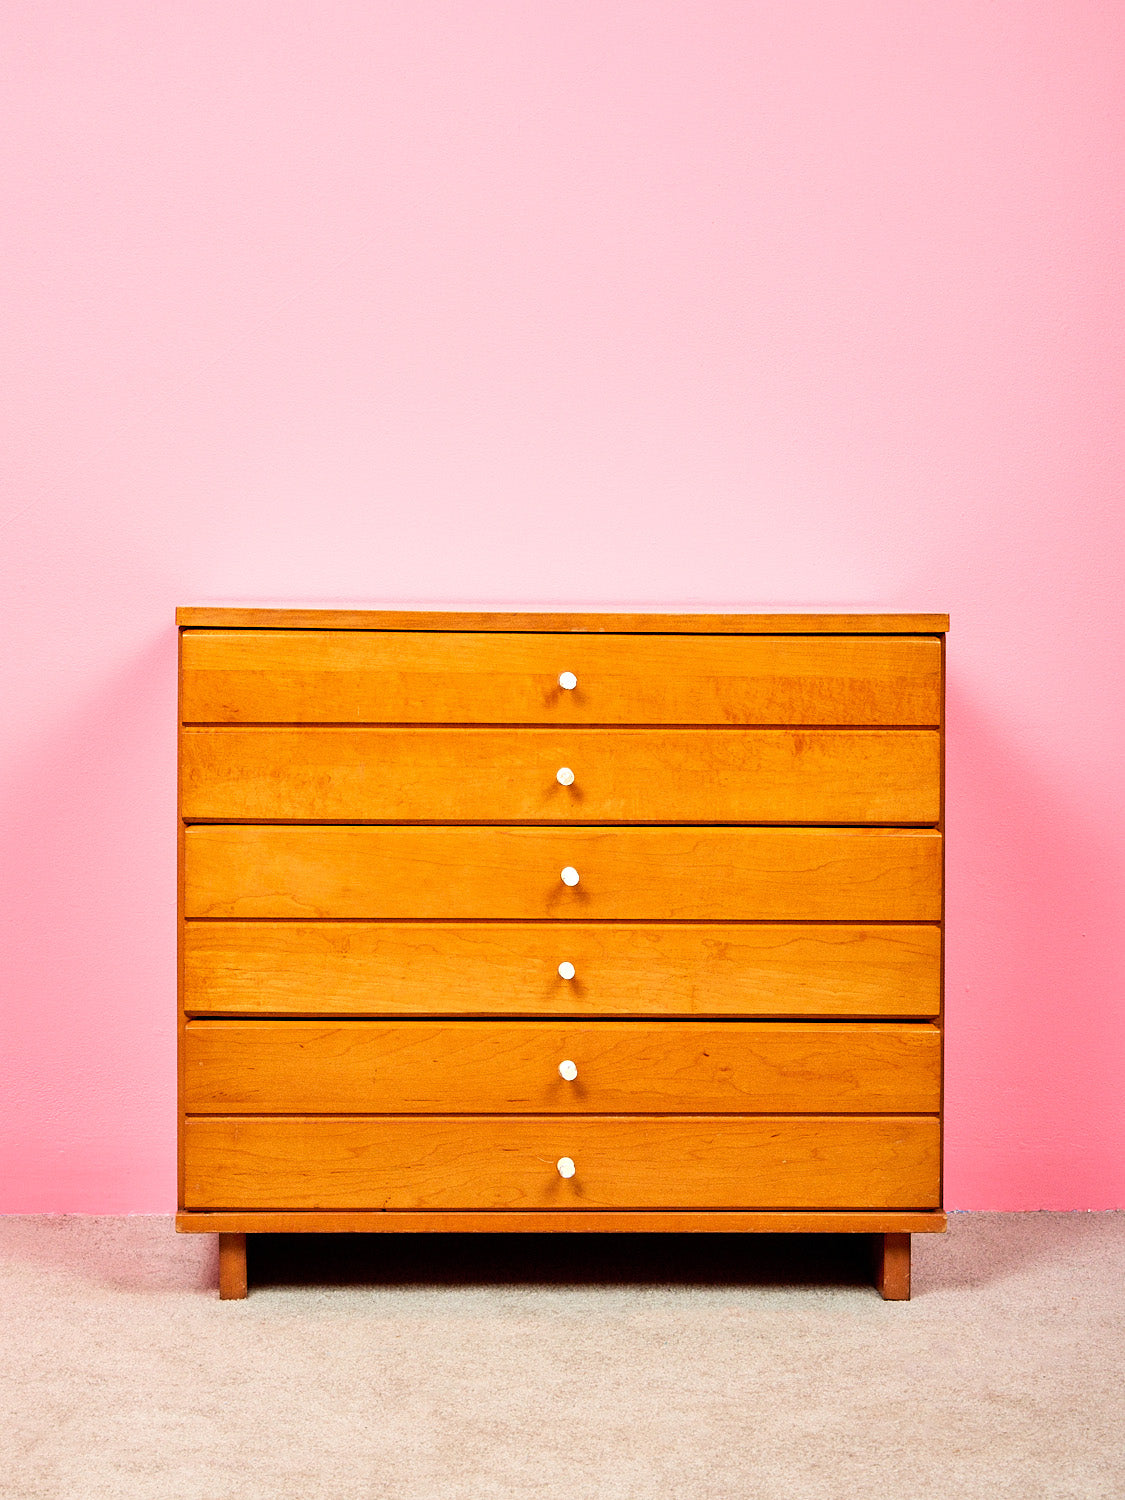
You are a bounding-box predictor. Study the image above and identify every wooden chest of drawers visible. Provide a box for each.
[176,609,947,1299]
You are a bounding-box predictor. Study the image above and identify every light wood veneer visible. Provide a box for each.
[182,630,941,725]
[183,921,941,1018]
[177,611,946,1299]
[184,825,942,921]
[183,1020,941,1114]
[182,726,940,824]
[184,1115,940,1212]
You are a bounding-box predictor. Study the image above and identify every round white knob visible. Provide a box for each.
[556,766,575,787]
[557,1156,576,1178]
[557,961,576,980]
[558,1059,578,1082]
[558,671,577,691]
[560,866,580,887]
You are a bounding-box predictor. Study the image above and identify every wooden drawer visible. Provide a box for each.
[181,631,942,726]
[183,1114,941,1210]
[181,727,940,824]
[184,825,942,921]
[183,920,941,1018]
[184,1020,942,1114]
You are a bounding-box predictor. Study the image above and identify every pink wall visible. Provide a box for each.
[2,3,1123,1211]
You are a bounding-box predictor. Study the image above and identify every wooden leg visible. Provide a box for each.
[875,1232,911,1300]
[218,1233,248,1300]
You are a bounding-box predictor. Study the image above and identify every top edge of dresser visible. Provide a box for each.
[176,610,949,634]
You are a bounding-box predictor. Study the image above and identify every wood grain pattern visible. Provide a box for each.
[183,1115,941,1210]
[183,1020,942,1115]
[876,1231,912,1299]
[178,609,950,634]
[181,727,941,824]
[184,825,943,921]
[218,1233,247,1299]
[177,1209,949,1233]
[176,610,947,1261]
[183,920,942,1019]
[181,631,942,726]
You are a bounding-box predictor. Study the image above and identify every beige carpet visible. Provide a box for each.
[1,1214,1122,1499]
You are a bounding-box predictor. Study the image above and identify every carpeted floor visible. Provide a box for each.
[0,1214,1122,1499]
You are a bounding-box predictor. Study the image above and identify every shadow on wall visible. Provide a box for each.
[944,678,1125,1209]
[0,626,178,1212]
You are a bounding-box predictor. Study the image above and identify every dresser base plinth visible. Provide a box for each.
[181,1210,944,1235]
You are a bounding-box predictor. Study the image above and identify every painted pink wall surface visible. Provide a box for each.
[2,3,1123,1212]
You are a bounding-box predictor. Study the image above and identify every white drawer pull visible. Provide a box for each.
[558,671,577,691]
[557,961,576,980]
[555,766,575,786]
[557,1156,576,1178]
[560,866,580,887]
[558,1059,578,1082]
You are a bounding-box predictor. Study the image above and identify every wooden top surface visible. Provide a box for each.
[176,608,948,634]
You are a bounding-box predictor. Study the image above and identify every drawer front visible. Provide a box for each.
[183,1115,941,1210]
[184,1020,942,1114]
[181,727,940,824]
[184,825,942,921]
[183,921,941,1018]
[181,631,942,727]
